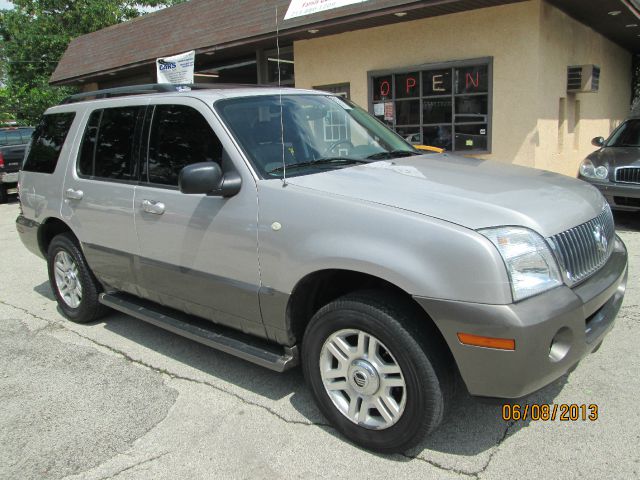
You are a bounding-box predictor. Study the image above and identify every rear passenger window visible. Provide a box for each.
[147,105,223,186]
[23,113,75,174]
[78,110,102,176]
[78,107,143,180]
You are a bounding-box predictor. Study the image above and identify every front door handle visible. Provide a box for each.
[64,188,83,200]
[141,199,165,215]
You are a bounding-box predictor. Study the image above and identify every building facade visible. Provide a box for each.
[51,0,638,176]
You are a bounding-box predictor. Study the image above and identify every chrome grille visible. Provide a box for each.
[615,167,640,184]
[549,206,615,286]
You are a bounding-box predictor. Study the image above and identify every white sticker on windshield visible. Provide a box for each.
[366,161,426,179]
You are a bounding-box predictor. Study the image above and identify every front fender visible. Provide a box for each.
[257,181,511,307]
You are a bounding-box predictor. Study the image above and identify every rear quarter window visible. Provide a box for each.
[23,113,76,174]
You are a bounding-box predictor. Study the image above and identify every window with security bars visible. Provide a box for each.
[370,59,492,153]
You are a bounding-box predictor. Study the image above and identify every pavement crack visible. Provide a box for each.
[474,419,516,478]
[0,299,332,431]
[397,452,479,478]
[400,419,516,479]
[97,452,169,480]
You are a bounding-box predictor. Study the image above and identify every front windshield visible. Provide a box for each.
[606,119,640,147]
[215,94,418,178]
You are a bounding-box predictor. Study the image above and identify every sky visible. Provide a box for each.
[0,0,13,9]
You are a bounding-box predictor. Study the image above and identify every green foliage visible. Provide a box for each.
[0,0,184,124]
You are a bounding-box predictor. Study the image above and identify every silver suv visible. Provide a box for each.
[16,84,628,452]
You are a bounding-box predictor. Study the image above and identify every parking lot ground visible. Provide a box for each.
[1,200,639,480]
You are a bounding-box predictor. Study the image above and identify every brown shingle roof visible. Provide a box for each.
[50,0,524,84]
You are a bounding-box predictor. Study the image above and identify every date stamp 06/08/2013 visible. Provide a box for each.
[501,404,599,422]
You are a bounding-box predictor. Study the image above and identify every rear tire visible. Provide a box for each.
[301,291,453,453]
[47,233,107,323]
[0,185,7,204]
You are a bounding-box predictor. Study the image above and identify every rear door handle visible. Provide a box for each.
[142,199,165,215]
[64,188,83,200]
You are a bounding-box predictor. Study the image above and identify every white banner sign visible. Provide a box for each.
[284,0,369,20]
[156,50,195,84]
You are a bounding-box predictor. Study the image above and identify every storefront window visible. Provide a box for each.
[370,59,491,153]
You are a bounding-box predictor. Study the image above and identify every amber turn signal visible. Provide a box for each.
[457,332,515,350]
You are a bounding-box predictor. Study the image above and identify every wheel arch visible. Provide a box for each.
[38,217,76,256]
[285,269,451,358]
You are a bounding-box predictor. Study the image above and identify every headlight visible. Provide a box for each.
[479,227,562,302]
[579,159,608,180]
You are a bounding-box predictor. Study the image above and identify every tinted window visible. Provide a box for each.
[77,110,102,176]
[23,113,75,174]
[608,119,640,147]
[147,105,223,186]
[93,106,142,180]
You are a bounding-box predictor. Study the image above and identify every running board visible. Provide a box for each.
[99,292,298,372]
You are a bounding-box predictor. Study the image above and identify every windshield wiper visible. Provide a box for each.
[366,150,422,160]
[267,157,368,174]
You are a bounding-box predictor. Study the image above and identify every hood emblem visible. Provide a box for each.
[593,225,608,254]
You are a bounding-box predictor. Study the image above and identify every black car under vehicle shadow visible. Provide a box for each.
[613,210,640,232]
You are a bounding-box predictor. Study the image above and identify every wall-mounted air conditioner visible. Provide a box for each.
[567,65,600,93]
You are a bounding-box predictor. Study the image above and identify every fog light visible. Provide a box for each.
[549,327,572,362]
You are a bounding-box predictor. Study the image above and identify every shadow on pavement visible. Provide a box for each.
[613,210,640,232]
[33,279,568,458]
[34,281,55,301]
[94,307,567,457]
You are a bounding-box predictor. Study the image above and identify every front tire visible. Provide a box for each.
[302,291,453,453]
[47,233,107,323]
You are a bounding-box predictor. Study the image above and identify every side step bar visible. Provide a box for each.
[99,292,299,372]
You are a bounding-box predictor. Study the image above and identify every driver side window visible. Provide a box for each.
[146,104,223,186]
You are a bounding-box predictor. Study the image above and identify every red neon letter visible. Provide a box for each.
[466,72,479,90]
[380,80,390,97]
[406,76,416,94]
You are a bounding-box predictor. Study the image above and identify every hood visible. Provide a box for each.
[286,154,606,237]
[588,147,640,173]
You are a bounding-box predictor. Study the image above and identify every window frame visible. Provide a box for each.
[76,105,147,185]
[368,57,493,154]
[141,103,226,190]
[23,112,76,174]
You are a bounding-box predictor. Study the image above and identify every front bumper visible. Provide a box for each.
[580,177,640,211]
[414,235,628,399]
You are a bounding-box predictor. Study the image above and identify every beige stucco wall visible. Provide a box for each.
[534,2,631,175]
[293,0,632,176]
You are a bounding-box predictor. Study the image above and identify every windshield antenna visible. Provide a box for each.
[276,6,287,186]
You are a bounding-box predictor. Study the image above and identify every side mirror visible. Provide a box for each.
[178,162,242,197]
[179,162,223,195]
[591,136,605,147]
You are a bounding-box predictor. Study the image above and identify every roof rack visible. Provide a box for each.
[60,83,270,104]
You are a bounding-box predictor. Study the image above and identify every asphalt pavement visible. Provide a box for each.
[1,199,639,480]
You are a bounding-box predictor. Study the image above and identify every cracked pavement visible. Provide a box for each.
[1,201,639,479]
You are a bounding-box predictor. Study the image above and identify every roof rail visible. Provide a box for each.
[60,83,266,105]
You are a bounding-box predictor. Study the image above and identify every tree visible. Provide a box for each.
[0,0,184,124]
